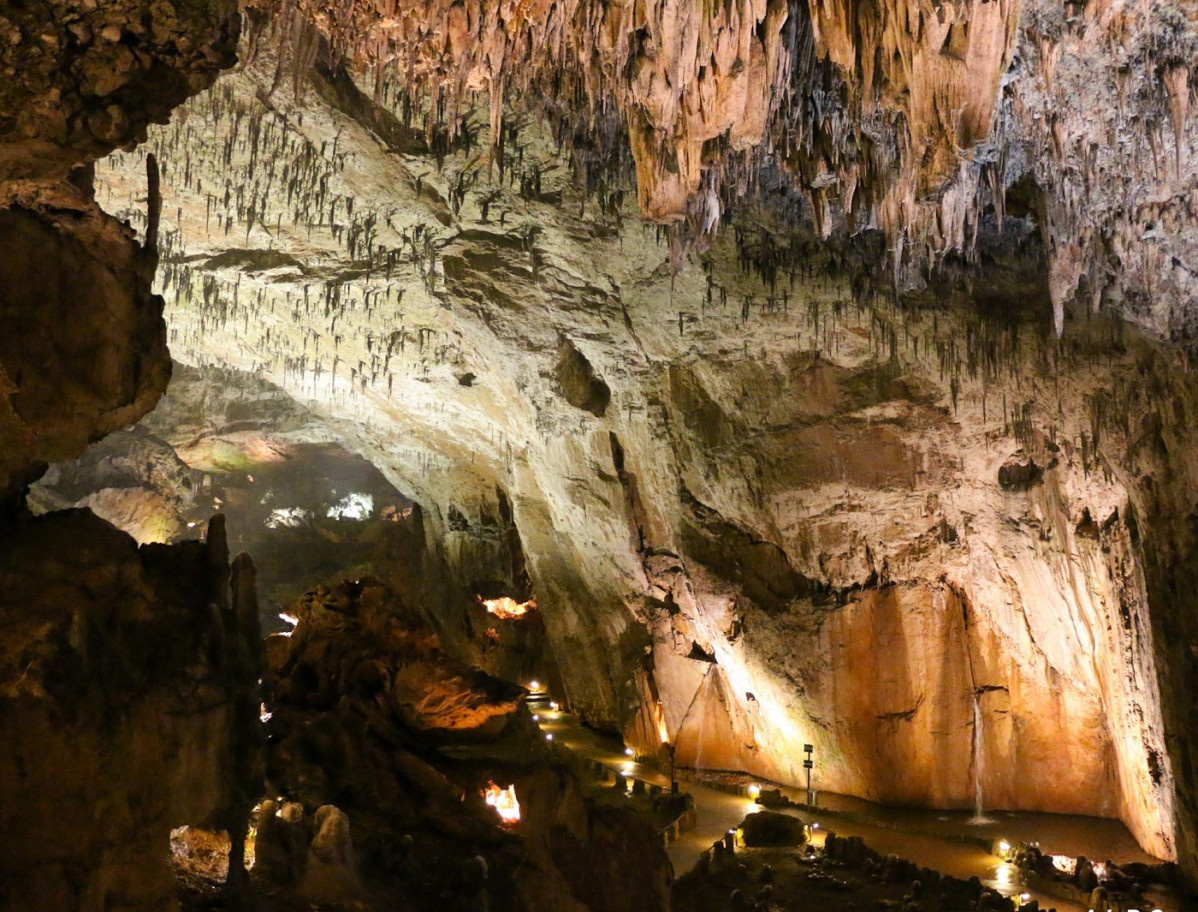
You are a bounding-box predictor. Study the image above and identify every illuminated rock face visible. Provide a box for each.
[92,22,1198,872]
[3,0,1196,895]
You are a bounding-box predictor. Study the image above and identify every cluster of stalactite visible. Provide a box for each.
[236,0,1195,337]
[241,0,795,222]
[231,0,1026,273]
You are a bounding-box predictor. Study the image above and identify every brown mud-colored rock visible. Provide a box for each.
[0,0,238,183]
[0,512,263,912]
[261,577,672,911]
[0,181,170,506]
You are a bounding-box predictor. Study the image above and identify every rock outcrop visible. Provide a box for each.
[91,30,1196,883]
[0,0,240,505]
[262,577,672,911]
[0,513,263,912]
[0,0,238,182]
[0,181,170,507]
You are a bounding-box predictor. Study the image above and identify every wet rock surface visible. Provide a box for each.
[673,826,1029,912]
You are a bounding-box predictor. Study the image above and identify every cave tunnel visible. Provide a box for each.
[2,0,1198,910]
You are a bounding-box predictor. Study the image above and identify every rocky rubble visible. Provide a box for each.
[258,576,673,911]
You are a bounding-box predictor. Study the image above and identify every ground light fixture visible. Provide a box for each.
[483,783,521,824]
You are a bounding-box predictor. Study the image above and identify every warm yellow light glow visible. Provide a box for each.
[532,714,540,721]
[545,733,553,741]
[478,595,537,619]
[995,863,1014,886]
[549,701,558,711]
[1050,855,1076,875]
[529,680,540,691]
[997,839,1011,855]
[748,785,761,799]
[259,704,272,723]
[483,782,521,824]
[625,748,635,757]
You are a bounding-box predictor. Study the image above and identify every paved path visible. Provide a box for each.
[530,702,1175,912]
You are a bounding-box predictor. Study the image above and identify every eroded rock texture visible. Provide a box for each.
[0,514,262,912]
[1001,0,1198,339]
[0,0,239,505]
[93,21,1198,886]
[0,0,238,182]
[0,181,170,506]
[264,577,672,911]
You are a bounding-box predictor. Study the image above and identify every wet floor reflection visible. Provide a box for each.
[531,703,1183,912]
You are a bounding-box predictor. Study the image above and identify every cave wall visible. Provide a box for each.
[0,513,262,911]
[6,0,1191,901]
[92,36,1194,874]
[70,0,1198,887]
[0,3,254,909]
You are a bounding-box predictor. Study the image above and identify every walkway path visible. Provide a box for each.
[531,701,1175,912]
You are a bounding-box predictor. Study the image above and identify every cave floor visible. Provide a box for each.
[534,705,1179,912]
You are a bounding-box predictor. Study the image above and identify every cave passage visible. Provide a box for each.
[3,0,1198,909]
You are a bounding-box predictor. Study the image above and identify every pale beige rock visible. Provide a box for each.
[92,1,1197,883]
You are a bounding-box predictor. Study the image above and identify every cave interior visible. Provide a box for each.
[2,0,1198,910]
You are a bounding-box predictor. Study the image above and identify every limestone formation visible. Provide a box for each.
[0,513,263,911]
[1,0,1198,903]
[89,22,1198,878]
